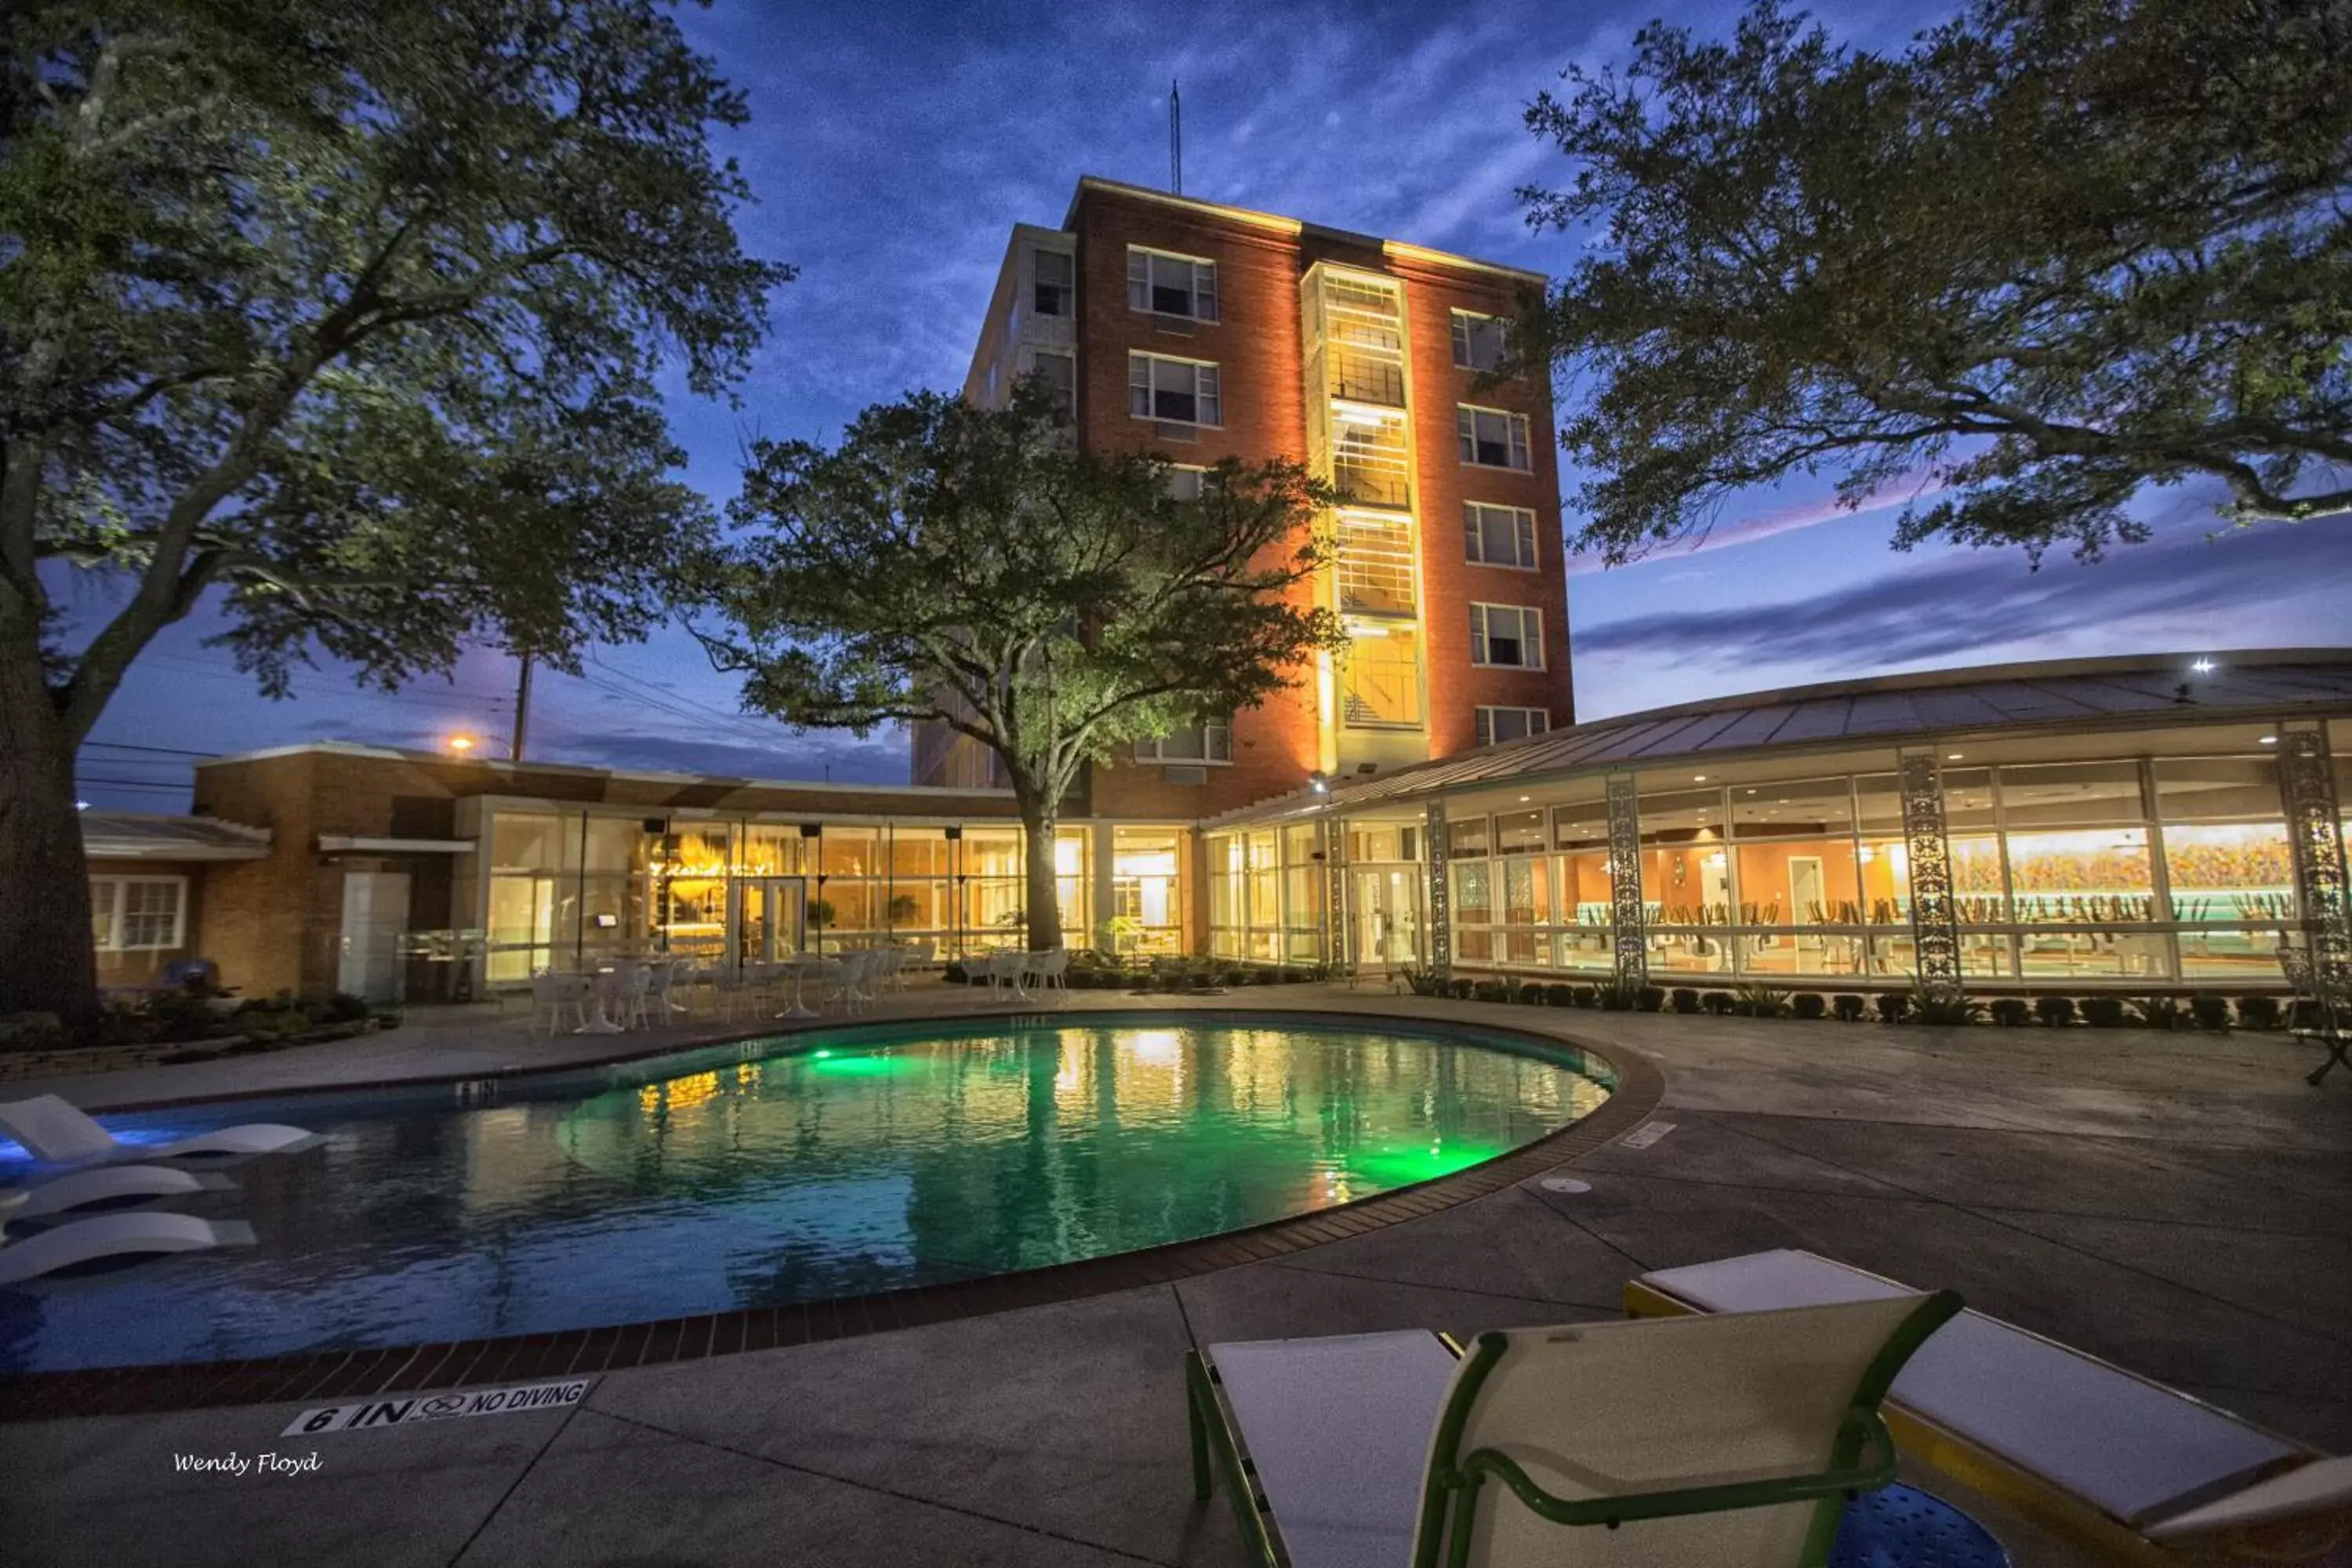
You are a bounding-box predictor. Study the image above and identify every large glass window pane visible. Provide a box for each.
[2018,930,2169,980]
[490,812,562,872]
[1452,859,1494,925]
[1642,843,1732,926]
[2161,821,2296,923]
[1856,768,1995,833]
[2154,757,2282,821]
[1501,858,1549,924]
[2178,928,2282,982]
[583,818,641,876]
[1998,761,2146,827]
[1733,837,1858,926]
[1494,809,1545,855]
[1348,822,1417,862]
[1342,625,1421,728]
[1730,779,1853,837]
[1638,788,1726,841]
[740,826,804,877]
[2005,827,2156,922]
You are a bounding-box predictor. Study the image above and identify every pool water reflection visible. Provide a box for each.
[0,1018,1610,1372]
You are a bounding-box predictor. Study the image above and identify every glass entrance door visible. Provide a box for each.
[735,878,805,966]
[1352,868,1422,975]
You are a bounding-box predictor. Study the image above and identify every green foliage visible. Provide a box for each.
[1733,982,1791,1018]
[1635,984,1667,1013]
[1990,997,2033,1027]
[2081,995,2129,1028]
[1401,965,1448,997]
[1515,982,1547,1006]
[2190,993,2234,1030]
[324,993,372,1024]
[1831,993,1866,1022]
[2035,995,2080,1028]
[1791,993,1827,1020]
[1669,987,1703,1014]
[805,899,835,931]
[0,1011,67,1053]
[2235,994,2283,1030]
[1544,983,1577,1007]
[1595,978,1641,1011]
[1570,985,1600,1008]
[1522,0,2352,567]
[888,895,923,925]
[1912,987,1986,1026]
[706,392,1343,950]
[1446,977,1476,1000]
[1472,979,1512,1004]
[2129,994,2185,1031]
[1875,992,1913,1024]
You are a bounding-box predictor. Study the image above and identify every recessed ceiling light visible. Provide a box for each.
[1947,753,1963,760]
[2190,658,2216,674]
[2259,735,2278,746]
[1693,775,1707,782]
[1519,795,1530,802]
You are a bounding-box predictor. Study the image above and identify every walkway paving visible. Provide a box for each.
[3,985,2347,1568]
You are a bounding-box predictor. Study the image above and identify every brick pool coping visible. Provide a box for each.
[0,1010,1664,1421]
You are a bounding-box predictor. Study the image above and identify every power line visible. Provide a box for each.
[83,741,221,757]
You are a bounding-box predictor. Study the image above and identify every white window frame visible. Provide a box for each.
[90,875,188,952]
[1450,310,1512,372]
[1463,502,1540,569]
[1032,248,1074,318]
[1457,405,1532,470]
[1134,720,1232,764]
[1469,603,1545,670]
[1127,246,1218,321]
[1475,706,1549,748]
[1128,352,1222,427]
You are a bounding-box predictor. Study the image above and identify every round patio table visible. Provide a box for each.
[1829,1483,2009,1568]
[767,954,838,1019]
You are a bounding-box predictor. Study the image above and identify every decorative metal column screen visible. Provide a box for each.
[2279,730,2350,998]
[1899,750,1962,995]
[1323,815,1348,973]
[1425,798,1450,979]
[1605,773,1646,989]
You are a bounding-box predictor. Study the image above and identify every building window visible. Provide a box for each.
[1469,603,1544,669]
[1129,353,1221,426]
[1134,720,1232,763]
[1166,464,1207,501]
[1457,405,1531,470]
[90,877,187,951]
[1027,350,1074,418]
[1451,310,1511,372]
[1033,249,1073,317]
[1127,247,1218,320]
[1463,502,1539,568]
[1475,706,1548,747]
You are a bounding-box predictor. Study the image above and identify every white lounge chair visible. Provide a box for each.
[1626,1249,2352,1563]
[0,1210,257,1287]
[1021,949,1069,1000]
[1187,1291,1962,1568]
[2,1163,234,1223]
[0,1094,319,1167]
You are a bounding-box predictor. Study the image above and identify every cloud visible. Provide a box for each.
[1573,515,2352,674]
[1566,468,1951,575]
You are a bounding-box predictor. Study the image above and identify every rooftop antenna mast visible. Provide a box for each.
[1170,79,1182,194]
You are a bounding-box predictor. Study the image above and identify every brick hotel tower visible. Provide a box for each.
[917,177,1574,819]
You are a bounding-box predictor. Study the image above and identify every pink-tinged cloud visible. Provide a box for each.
[1566,468,1950,575]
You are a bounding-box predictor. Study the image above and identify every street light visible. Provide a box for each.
[446,733,479,754]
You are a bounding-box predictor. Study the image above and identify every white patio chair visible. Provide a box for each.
[528,971,587,1036]
[1022,948,1069,1001]
[973,949,1019,1001]
[1187,1291,1962,1568]
[823,952,874,1016]
[2,1163,234,1224]
[0,1094,319,1167]
[608,963,654,1030]
[0,1210,260,1287]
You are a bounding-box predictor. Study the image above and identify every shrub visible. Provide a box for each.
[1791,993,1827,1020]
[1544,983,1576,1007]
[1913,989,1985,1026]
[1875,992,1913,1024]
[943,962,970,985]
[1276,966,1307,984]
[1595,979,1639,1011]
[2081,996,2129,1029]
[1989,998,2031,1027]
[1635,984,1667,1013]
[1703,991,1738,1016]
[1472,980,1512,1004]
[1447,977,1475,1000]
[1831,993,1866,1022]
[1253,967,1282,985]
[1516,982,1547,1006]
[2129,995,2185,1031]
[1223,969,1250,989]
[324,992,371,1023]
[1401,966,1446,996]
[2034,995,2079,1028]
[1733,982,1790,1019]
[0,1011,66,1052]
[2235,994,2283,1030]
[1670,988,1702,1014]
[2190,993,2233,1030]
[1571,985,1600,1008]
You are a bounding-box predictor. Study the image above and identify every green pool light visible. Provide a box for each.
[812,1049,834,1058]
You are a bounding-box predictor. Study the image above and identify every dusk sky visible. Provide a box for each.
[69,0,2352,811]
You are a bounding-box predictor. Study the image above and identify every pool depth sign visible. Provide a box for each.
[281,1377,595,1436]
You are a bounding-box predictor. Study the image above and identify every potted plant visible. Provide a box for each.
[805,898,836,953]
[886,894,920,930]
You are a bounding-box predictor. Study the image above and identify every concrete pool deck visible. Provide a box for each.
[2,984,2347,1567]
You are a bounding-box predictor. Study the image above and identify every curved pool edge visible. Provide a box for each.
[0,1012,1664,1421]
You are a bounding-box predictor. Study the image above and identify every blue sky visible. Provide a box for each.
[71,0,2352,811]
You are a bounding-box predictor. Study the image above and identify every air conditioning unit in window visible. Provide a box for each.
[1153,422,1198,443]
[1164,764,1207,786]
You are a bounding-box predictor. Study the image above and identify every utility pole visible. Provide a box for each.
[510,655,532,761]
[1171,80,1182,194]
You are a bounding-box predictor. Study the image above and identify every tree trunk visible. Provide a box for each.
[1023,811,1063,952]
[0,617,100,1032]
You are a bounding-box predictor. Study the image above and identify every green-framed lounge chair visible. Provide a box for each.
[1185,1290,1962,1568]
[1626,1249,2352,1564]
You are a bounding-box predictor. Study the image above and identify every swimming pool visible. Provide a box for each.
[0,1014,1611,1373]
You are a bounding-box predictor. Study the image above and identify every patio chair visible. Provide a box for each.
[822,952,873,1016]
[528,971,588,1036]
[1624,1249,2352,1563]
[0,1094,320,1167]
[2277,942,2348,1086]
[0,1210,259,1287]
[612,962,655,1030]
[1187,1291,1962,1568]
[1022,949,1069,1000]
[1,1163,234,1224]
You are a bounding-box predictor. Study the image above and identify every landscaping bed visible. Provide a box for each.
[0,992,399,1080]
